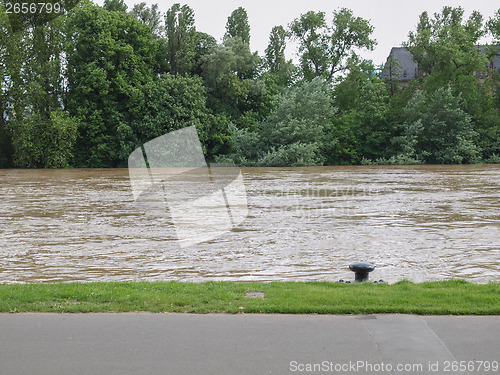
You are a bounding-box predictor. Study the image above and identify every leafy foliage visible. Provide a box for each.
[393,88,480,164]
[165,3,197,75]
[118,74,231,162]
[405,7,488,89]
[0,6,13,167]
[200,36,261,120]
[129,2,163,39]
[264,25,295,87]
[66,2,156,167]
[330,59,391,164]
[402,6,499,163]
[10,109,78,168]
[224,7,250,45]
[288,8,376,81]
[488,9,500,43]
[230,78,335,166]
[0,4,499,169]
[103,0,127,12]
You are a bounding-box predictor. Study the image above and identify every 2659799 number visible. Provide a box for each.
[443,361,499,372]
[5,2,62,14]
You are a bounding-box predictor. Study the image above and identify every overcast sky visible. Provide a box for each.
[96,0,499,66]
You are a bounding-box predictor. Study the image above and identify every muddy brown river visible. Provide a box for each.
[1,165,499,283]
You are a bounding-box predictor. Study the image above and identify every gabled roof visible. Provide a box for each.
[382,47,418,81]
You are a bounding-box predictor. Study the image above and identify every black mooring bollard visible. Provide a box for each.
[349,262,375,282]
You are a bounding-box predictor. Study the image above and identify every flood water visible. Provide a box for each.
[1,165,499,283]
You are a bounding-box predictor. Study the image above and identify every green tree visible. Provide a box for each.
[165,3,197,75]
[25,20,64,121]
[0,5,14,167]
[288,8,376,81]
[334,57,377,112]
[405,7,487,88]
[331,59,391,164]
[200,37,261,119]
[130,2,166,74]
[1,0,81,168]
[10,109,78,168]
[200,43,248,117]
[224,36,260,80]
[486,9,500,112]
[355,81,391,161]
[103,0,127,12]
[405,7,500,162]
[224,7,250,45]
[382,53,405,96]
[230,78,336,166]
[192,31,217,76]
[488,9,500,42]
[264,25,295,87]
[119,74,231,161]
[66,3,156,167]
[129,2,163,38]
[288,11,327,81]
[195,32,216,59]
[393,88,480,164]
[265,26,286,73]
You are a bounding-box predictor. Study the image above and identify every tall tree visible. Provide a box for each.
[103,0,127,12]
[118,74,231,161]
[1,0,81,168]
[192,31,217,75]
[263,25,296,88]
[405,7,499,161]
[288,11,327,81]
[129,2,163,39]
[264,25,286,73]
[486,9,500,153]
[331,58,391,164]
[200,38,260,119]
[224,7,250,45]
[488,9,500,43]
[0,6,14,167]
[9,109,78,168]
[66,3,156,167]
[382,53,404,96]
[165,3,197,75]
[405,7,487,86]
[289,8,375,81]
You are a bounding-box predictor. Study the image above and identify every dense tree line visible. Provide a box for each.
[0,1,499,168]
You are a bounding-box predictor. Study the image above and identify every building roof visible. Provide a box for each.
[382,47,418,82]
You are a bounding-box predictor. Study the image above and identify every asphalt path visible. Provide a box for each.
[0,314,499,375]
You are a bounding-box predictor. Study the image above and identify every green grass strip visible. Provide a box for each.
[1,280,499,315]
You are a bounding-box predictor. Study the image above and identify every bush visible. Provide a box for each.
[393,88,481,164]
[228,78,336,166]
[10,110,78,168]
[484,153,500,164]
[257,142,324,167]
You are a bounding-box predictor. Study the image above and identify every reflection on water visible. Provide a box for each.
[0,165,499,283]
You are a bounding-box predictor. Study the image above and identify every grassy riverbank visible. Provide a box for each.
[1,280,499,315]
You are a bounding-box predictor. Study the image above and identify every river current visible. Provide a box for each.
[1,165,499,283]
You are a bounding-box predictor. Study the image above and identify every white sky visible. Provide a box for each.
[95,0,499,66]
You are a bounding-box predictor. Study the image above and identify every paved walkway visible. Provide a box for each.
[0,314,499,375]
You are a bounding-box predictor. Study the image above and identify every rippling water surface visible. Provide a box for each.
[1,165,499,283]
